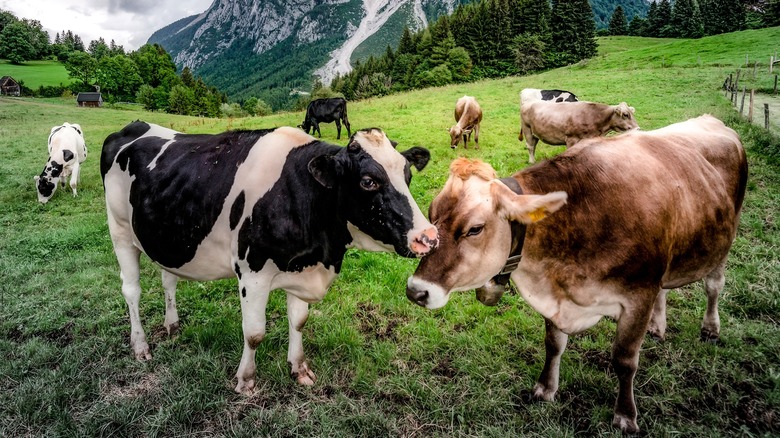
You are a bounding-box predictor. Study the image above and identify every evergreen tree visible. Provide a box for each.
[699,0,746,35]
[609,6,627,35]
[672,0,704,38]
[645,1,661,36]
[550,0,597,66]
[657,0,674,37]
[88,38,110,60]
[767,0,780,26]
[627,16,646,36]
[397,26,416,55]
[519,0,552,44]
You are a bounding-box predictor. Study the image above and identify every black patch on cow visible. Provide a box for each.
[234,263,242,279]
[62,149,74,162]
[230,191,246,230]
[540,89,578,102]
[49,161,63,178]
[241,287,246,298]
[100,121,152,182]
[37,175,55,197]
[102,121,271,268]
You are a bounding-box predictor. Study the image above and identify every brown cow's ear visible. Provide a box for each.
[491,181,567,224]
[308,154,339,188]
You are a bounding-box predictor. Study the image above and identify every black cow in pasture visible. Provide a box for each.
[101,122,438,393]
[298,97,351,139]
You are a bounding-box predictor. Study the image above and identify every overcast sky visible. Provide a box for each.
[1,0,213,51]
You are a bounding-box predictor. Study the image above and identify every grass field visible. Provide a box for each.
[0,60,73,89]
[1,29,779,436]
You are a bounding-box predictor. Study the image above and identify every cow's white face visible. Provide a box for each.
[612,103,639,132]
[407,158,566,309]
[308,128,438,257]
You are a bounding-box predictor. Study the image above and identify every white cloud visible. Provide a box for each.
[0,0,213,51]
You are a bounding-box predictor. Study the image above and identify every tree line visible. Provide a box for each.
[0,9,231,117]
[331,0,597,101]
[608,0,780,38]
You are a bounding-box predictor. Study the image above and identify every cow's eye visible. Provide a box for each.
[466,225,484,236]
[360,176,378,191]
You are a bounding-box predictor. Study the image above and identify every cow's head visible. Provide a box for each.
[34,156,69,204]
[448,125,467,148]
[611,102,639,132]
[406,158,566,309]
[308,128,438,257]
[298,119,312,135]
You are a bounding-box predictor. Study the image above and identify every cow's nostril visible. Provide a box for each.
[406,285,429,306]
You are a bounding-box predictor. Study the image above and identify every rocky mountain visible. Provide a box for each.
[148,0,649,107]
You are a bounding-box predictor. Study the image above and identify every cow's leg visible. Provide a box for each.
[647,288,669,341]
[335,119,342,139]
[113,241,151,360]
[161,270,180,336]
[313,121,321,138]
[532,318,568,401]
[343,116,351,138]
[286,293,316,385]
[474,124,480,150]
[701,260,726,343]
[69,162,81,196]
[235,272,271,394]
[523,123,537,164]
[611,297,654,434]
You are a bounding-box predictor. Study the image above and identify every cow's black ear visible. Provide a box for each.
[308,154,339,188]
[389,139,398,148]
[401,147,430,171]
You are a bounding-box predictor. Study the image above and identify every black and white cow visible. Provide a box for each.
[35,122,88,203]
[298,97,351,139]
[101,121,438,393]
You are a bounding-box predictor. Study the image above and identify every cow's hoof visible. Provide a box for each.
[165,321,180,336]
[235,377,256,395]
[700,328,720,344]
[291,363,316,386]
[647,328,665,342]
[132,343,152,361]
[612,413,639,434]
[530,383,556,402]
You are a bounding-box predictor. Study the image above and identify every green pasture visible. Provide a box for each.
[0,60,73,89]
[1,29,779,436]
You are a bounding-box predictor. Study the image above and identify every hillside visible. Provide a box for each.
[1,28,778,436]
[147,0,648,105]
[0,60,72,89]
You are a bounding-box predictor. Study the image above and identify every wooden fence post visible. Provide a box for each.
[748,90,755,122]
[740,86,747,115]
[765,104,770,130]
[771,56,774,74]
[775,74,778,95]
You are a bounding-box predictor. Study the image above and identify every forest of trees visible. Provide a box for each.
[610,0,780,38]
[331,0,597,101]
[0,9,227,117]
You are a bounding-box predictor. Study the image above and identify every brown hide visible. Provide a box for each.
[449,96,483,149]
[520,100,638,163]
[409,115,747,433]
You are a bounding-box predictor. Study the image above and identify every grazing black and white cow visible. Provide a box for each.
[521,88,579,104]
[35,122,88,203]
[298,97,352,139]
[101,121,438,393]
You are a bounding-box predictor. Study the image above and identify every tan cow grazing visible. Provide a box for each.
[449,95,483,149]
[520,100,638,163]
[406,115,748,433]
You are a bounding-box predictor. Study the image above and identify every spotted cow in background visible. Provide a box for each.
[101,122,438,393]
[35,122,88,203]
[521,88,579,104]
[407,115,747,433]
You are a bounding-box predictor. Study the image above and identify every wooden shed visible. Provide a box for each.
[0,76,21,96]
[76,92,103,107]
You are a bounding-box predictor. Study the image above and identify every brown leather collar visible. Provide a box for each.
[493,177,527,285]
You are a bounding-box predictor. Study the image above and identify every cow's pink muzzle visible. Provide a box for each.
[411,226,439,256]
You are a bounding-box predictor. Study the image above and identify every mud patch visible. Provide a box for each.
[356,302,406,342]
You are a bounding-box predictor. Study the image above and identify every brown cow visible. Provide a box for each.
[449,95,483,149]
[406,115,747,433]
[520,100,638,163]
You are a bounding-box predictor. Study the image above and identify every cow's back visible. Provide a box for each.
[519,115,746,289]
